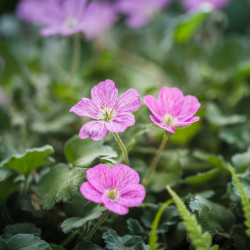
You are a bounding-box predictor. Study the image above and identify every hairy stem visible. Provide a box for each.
[143,133,168,187]
[86,210,109,242]
[113,132,129,165]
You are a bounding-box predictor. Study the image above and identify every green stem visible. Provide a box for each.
[78,221,90,240]
[61,230,79,248]
[86,210,109,242]
[143,133,168,187]
[21,177,29,198]
[70,33,81,83]
[113,132,129,165]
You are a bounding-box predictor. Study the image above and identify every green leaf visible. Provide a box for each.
[50,245,65,250]
[206,103,246,126]
[228,163,250,236]
[166,186,219,250]
[64,136,117,167]
[174,10,209,43]
[4,223,41,238]
[37,164,85,210]
[0,234,51,250]
[193,150,227,170]
[73,241,102,250]
[126,219,146,239]
[102,229,149,250]
[61,202,106,233]
[183,169,221,185]
[141,204,179,234]
[232,147,250,173]
[189,196,235,232]
[149,199,173,250]
[0,169,19,204]
[0,145,54,177]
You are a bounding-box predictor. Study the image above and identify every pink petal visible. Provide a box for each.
[114,89,141,113]
[80,182,102,203]
[102,195,129,215]
[150,115,176,133]
[172,116,200,127]
[158,87,184,116]
[70,98,99,119]
[91,79,118,109]
[143,95,162,120]
[176,95,200,121]
[40,25,61,36]
[79,121,108,141]
[86,164,112,193]
[109,164,140,189]
[105,113,135,133]
[118,184,145,207]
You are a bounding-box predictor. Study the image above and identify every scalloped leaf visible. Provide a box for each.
[37,164,85,210]
[73,241,102,250]
[228,163,250,236]
[4,223,41,238]
[0,234,51,250]
[102,229,149,250]
[166,186,219,250]
[61,202,106,233]
[0,145,54,177]
[64,136,117,167]
[189,195,235,232]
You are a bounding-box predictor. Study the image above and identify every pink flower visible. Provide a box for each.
[80,164,146,215]
[182,0,231,12]
[70,79,141,141]
[116,0,172,28]
[81,2,117,40]
[144,87,200,133]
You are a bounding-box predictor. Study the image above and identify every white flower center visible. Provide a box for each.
[99,107,116,122]
[162,113,177,126]
[105,187,119,201]
[63,17,78,29]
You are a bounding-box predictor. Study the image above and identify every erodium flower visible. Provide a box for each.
[70,79,141,141]
[144,87,200,133]
[80,164,146,215]
[116,0,172,28]
[182,0,231,12]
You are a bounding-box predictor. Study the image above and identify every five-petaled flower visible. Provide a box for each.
[80,164,146,215]
[70,79,141,141]
[144,87,200,133]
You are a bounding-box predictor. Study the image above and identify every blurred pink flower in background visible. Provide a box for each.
[116,0,172,28]
[81,1,117,40]
[16,0,56,25]
[80,164,146,215]
[70,79,141,141]
[16,0,117,38]
[182,0,231,12]
[144,87,200,133]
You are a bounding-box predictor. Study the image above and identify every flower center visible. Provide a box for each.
[163,113,174,126]
[105,188,119,201]
[99,107,116,122]
[63,17,78,29]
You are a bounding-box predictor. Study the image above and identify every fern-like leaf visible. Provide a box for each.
[166,186,219,250]
[228,163,250,236]
[149,199,173,250]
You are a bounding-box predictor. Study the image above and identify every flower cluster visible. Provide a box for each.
[81,164,146,215]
